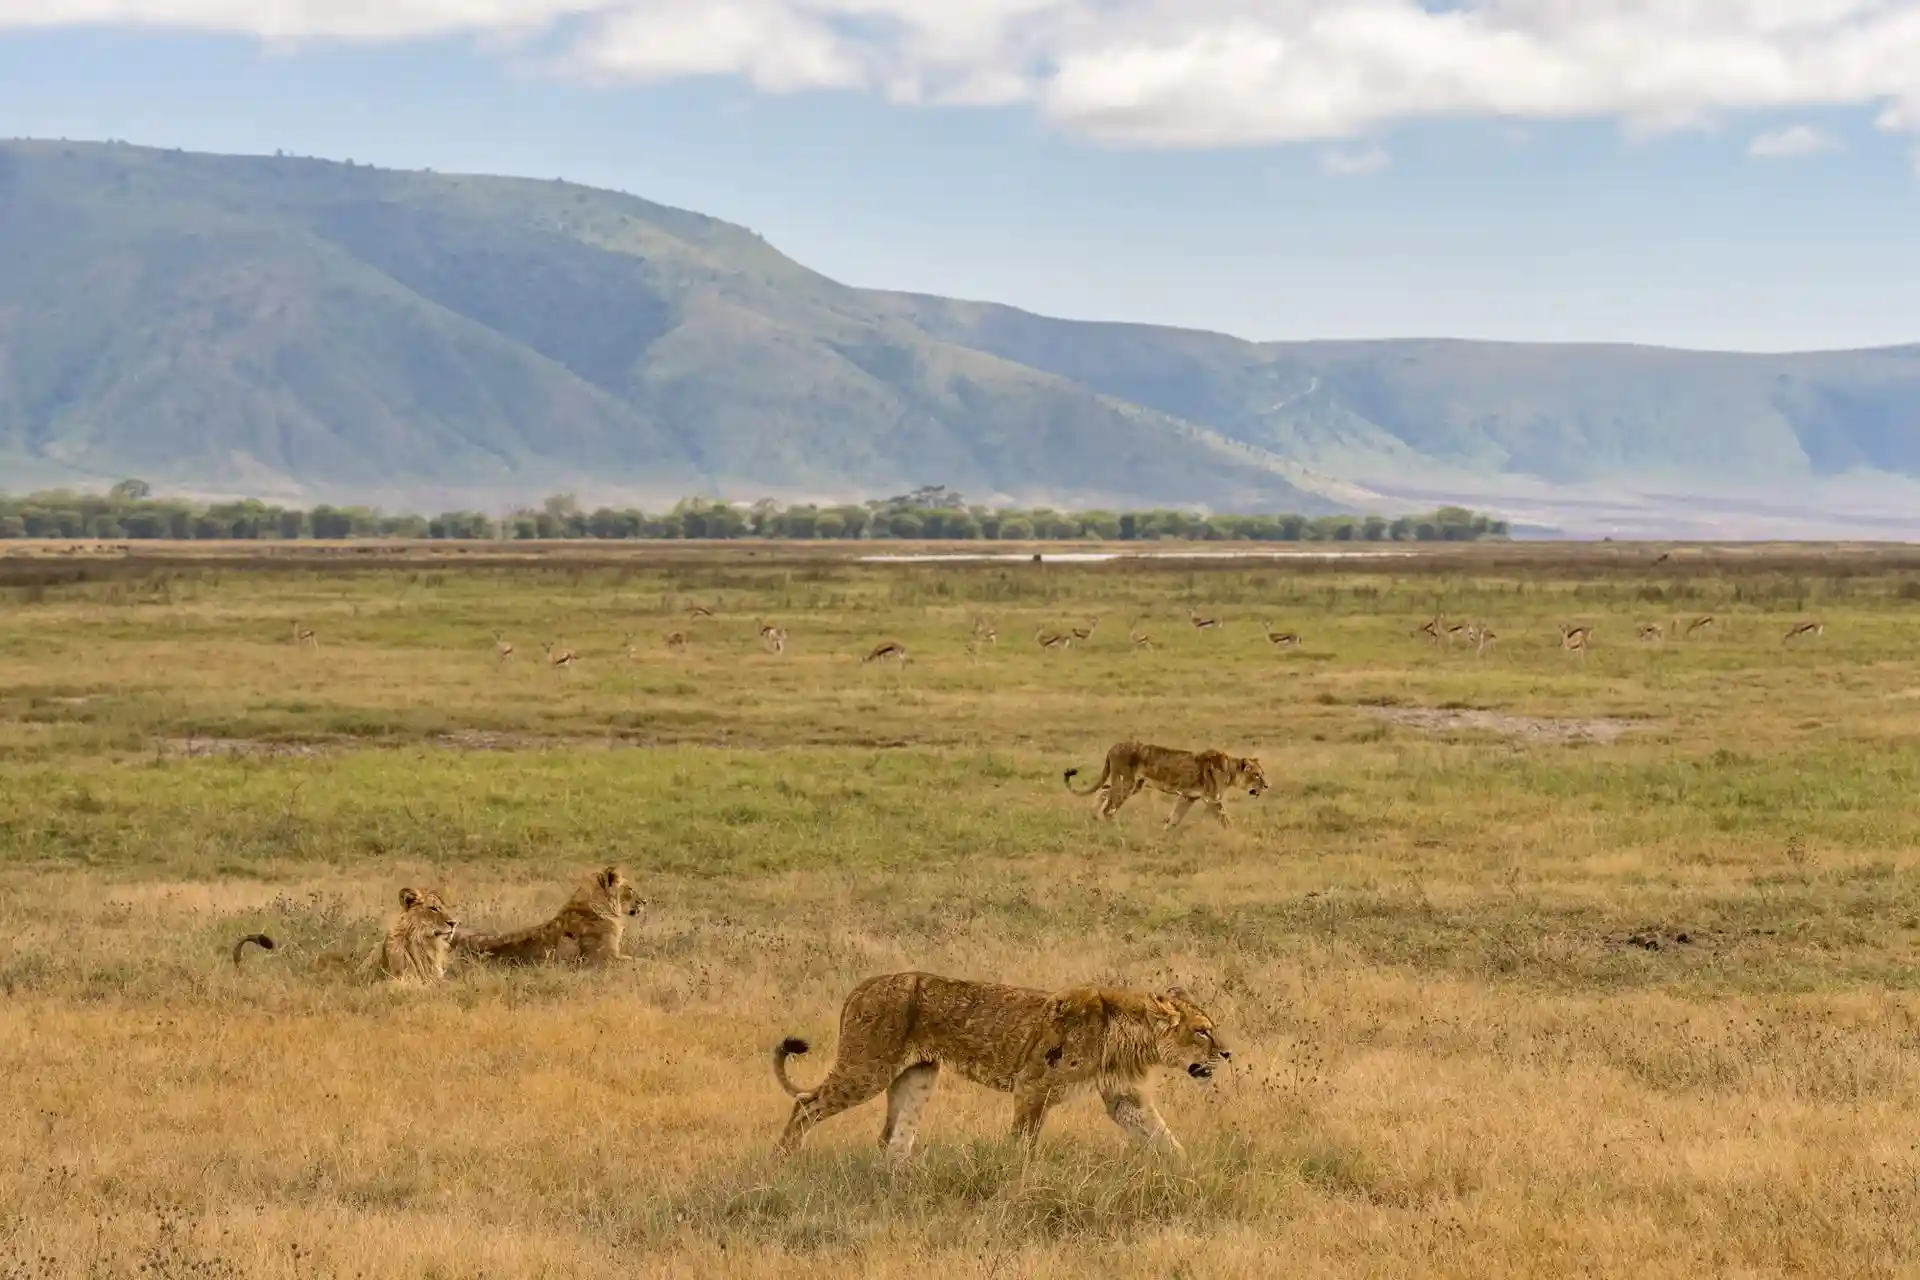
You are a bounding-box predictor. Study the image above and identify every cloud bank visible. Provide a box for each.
[6,0,1920,149]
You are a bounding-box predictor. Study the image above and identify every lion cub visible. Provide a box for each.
[773,971,1231,1157]
[451,865,644,967]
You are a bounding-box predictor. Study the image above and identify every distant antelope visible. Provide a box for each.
[1070,616,1102,643]
[1261,622,1303,647]
[1413,615,1444,645]
[1783,619,1825,643]
[622,633,638,661]
[664,630,688,653]
[759,621,789,655]
[1130,627,1155,651]
[1188,607,1222,631]
[542,641,578,672]
[493,630,516,663]
[1036,627,1073,651]
[291,622,318,650]
[687,603,715,619]
[1444,620,1470,646]
[1652,550,1672,565]
[863,640,909,666]
[1560,625,1592,657]
[1636,622,1665,644]
[1684,615,1716,638]
[971,617,998,647]
[1469,624,1498,657]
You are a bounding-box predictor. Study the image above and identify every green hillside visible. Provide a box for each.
[3,139,1917,529]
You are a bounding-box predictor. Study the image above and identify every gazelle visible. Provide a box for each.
[1188,607,1222,631]
[1069,616,1102,643]
[1560,625,1592,657]
[1469,624,1498,657]
[971,617,998,647]
[1636,622,1664,643]
[291,622,318,650]
[493,630,516,663]
[542,641,578,672]
[663,630,688,653]
[1035,627,1073,651]
[759,621,789,656]
[1130,627,1155,651]
[1444,620,1470,646]
[622,633,639,661]
[863,640,909,666]
[1261,622,1303,647]
[1412,615,1444,645]
[1684,615,1715,638]
[1783,619,1824,643]
[687,603,715,619]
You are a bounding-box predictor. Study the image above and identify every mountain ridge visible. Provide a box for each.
[3,138,1917,535]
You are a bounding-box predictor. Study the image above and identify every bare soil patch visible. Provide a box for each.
[1364,705,1652,744]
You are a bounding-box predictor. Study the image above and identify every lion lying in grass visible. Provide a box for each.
[773,971,1231,1157]
[1064,740,1267,828]
[450,865,644,967]
[232,886,460,983]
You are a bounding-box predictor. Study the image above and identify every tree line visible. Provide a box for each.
[0,482,1509,544]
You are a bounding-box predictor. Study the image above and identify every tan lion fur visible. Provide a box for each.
[1063,740,1267,828]
[451,865,644,967]
[237,886,459,983]
[772,971,1231,1157]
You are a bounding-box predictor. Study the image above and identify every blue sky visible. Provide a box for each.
[2,3,1918,352]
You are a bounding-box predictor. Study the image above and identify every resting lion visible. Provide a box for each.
[231,886,460,983]
[450,865,644,967]
[773,971,1230,1157]
[1064,741,1267,828]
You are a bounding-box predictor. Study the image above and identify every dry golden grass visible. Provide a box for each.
[2,544,1919,1277]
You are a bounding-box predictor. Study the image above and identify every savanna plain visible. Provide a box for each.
[2,541,1918,1278]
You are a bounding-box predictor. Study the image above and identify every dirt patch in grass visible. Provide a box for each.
[1363,706,1653,744]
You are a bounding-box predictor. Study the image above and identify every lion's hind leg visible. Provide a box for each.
[778,1057,898,1153]
[880,1062,940,1157]
[1164,795,1198,829]
[1097,773,1138,820]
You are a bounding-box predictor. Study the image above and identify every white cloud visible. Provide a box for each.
[1749,123,1840,156]
[1322,143,1391,175]
[7,1,1920,151]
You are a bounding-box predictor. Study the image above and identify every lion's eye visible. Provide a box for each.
[1195,1028,1211,1040]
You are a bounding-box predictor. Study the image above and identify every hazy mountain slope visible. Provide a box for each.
[0,140,1331,511]
[876,294,1920,492]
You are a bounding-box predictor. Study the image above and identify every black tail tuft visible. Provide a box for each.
[779,1037,810,1056]
[1063,768,1079,781]
[231,933,276,967]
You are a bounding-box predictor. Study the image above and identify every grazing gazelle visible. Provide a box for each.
[1187,607,1222,631]
[542,641,578,672]
[1783,619,1825,643]
[291,622,318,650]
[1444,620,1470,646]
[1035,627,1073,651]
[759,620,789,656]
[687,602,716,619]
[1069,616,1102,643]
[863,640,909,666]
[1412,615,1444,645]
[1130,626,1155,651]
[1261,622,1303,647]
[493,630,516,663]
[1560,625,1592,657]
[1684,615,1716,639]
[1636,622,1664,643]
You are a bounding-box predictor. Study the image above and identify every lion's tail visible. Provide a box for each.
[1063,759,1111,796]
[772,1036,816,1098]
[231,933,276,968]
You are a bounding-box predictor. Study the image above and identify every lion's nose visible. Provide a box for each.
[1220,1049,1232,1060]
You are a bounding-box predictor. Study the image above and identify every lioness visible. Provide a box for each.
[773,972,1230,1157]
[1064,741,1266,828]
[451,865,644,967]
[233,886,460,983]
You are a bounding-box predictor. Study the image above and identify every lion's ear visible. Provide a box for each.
[399,887,420,909]
[1163,986,1194,1005]
[599,866,621,888]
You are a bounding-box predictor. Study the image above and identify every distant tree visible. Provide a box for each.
[109,478,151,501]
